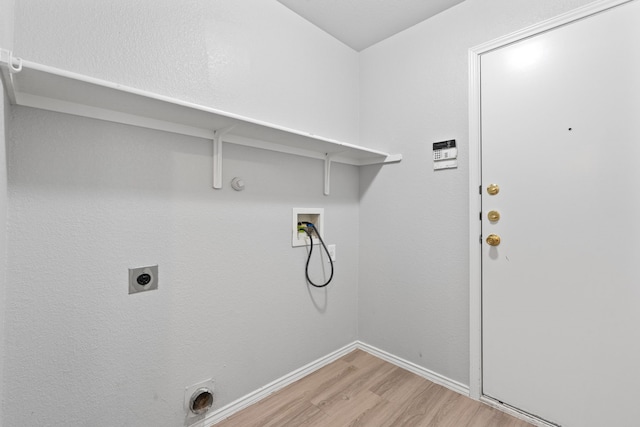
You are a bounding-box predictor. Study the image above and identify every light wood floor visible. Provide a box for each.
[213,349,534,427]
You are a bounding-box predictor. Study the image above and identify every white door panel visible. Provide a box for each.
[481,1,640,425]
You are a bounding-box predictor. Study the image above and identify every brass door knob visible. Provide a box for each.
[487,184,500,195]
[486,234,501,246]
[487,210,501,222]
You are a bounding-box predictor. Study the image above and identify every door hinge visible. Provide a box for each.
[479,212,482,221]
[479,185,482,195]
[479,234,482,244]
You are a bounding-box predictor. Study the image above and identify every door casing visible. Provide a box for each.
[467,0,635,424]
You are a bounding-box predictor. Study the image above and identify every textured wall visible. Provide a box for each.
[12,0,359,144]
[0,1,15,424]
[0,0,13,50]
[0,90,7,427]
[5,1,360,426]
[3,0,605,425]
[6,109,360,427]
[358,0,595,386]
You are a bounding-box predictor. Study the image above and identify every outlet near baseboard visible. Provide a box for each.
[292,208,324,247]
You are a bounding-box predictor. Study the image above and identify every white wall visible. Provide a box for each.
[5,1,360,426]
[358,0,595,386]
[0,85,7,427]
[0,0,13,50]
[0,1,15,425]
[12,0,359,143]
[3,0,607,425]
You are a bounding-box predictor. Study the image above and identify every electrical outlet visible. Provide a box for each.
[128,265,158,294]
[327,244,336,262]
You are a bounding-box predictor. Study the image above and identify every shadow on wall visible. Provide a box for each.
[306,273,329,313]
[8,107,360,203]
[359,163,384,200]
[7,108,206,197]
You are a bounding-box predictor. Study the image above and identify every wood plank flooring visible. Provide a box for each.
[213,349,534,427]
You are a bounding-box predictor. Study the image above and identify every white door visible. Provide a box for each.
[481,2,640,426]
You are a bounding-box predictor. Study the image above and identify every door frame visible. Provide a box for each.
[467,0,633,417]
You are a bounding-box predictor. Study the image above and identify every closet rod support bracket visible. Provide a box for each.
[212,126,235,189]
[324,153,334,196]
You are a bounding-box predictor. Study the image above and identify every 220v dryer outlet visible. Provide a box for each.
[129,265,158,294]
[292,208,324,247]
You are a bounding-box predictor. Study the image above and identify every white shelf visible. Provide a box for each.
[0,50,401,195]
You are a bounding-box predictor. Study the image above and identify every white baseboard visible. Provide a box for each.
[203,340,470,426]
[480,397,558,427]
[203,341,359,426]
[355,341,470,396]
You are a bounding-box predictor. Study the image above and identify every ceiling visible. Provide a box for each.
[277,0,465,51]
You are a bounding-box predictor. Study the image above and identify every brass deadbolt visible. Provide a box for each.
[487,184,500,195]
[487,211,501,222]
[486,234,501,246]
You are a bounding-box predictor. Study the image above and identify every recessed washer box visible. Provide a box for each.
[292,208,324,247]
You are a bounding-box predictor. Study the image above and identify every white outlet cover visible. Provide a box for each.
[328,244,336,262]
